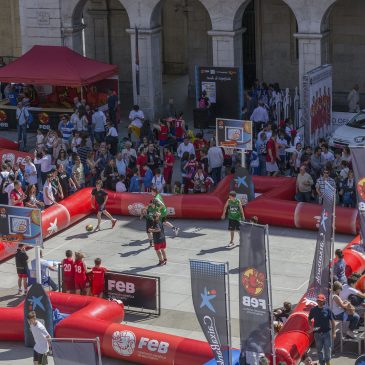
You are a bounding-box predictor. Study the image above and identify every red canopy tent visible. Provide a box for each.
[0,45,118,87]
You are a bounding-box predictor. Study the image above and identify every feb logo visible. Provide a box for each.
[38,112,49,124]
[242,268,265,297]
[357,177,365,201]
[128,203,145,216]
[112,330,136,357]
[0,110,7,121]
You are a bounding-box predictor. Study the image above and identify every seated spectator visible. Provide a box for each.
[273,301,292,324]
[334,249,347,285]
[315,169,336,204]
[296,165,313,202]
[332,281,359,338]
[116,176,127,193]
[339,170,356,208]
[340,275,365,306]
[25,184,44,209]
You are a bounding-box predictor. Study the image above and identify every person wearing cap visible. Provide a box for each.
[221,191,245,247]
[308,293,335,365]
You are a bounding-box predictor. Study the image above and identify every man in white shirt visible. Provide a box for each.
[321,143,334,163]
[340,276,365,305]
[115,152,127,177]
[27,311,50,365]
[207,144,224,186]
[92,108,106,143]
[43,173,55,208]
[34,149,52,186]
[121,141,137,164]
[250,101,269,133]
[177,137,195,159]
[23,156,38,186]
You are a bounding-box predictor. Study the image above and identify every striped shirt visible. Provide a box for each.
[60,121,74,142]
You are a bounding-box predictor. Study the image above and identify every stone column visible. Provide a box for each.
[294,32,330,105]
[127,27,163,120]
[208,28,244,67]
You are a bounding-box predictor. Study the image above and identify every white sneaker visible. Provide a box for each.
[173,227,180,236]
[226,242,235,248]
[346,330,356,339]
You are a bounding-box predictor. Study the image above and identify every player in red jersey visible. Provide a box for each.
[61,250,75,293]
[174,112,185,143]
[91,258,107,297]
[74,251,88,295]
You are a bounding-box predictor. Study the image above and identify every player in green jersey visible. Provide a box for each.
[141,200,158,246]
[221,191,245,247]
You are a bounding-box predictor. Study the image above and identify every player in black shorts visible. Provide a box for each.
[148,212,167,266]
[140,200,158,247]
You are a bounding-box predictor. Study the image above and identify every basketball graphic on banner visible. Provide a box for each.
[112,330,136,357]
[241,267,265,297]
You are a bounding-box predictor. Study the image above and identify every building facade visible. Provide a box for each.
[1,0,364,118]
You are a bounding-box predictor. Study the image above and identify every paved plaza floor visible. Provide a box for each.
[0,215,361,364]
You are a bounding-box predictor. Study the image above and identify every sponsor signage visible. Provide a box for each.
[104,271,159,313]
[190,260,231,365]
[239,223,273,363]
[332,111,356,131]
[0,205,42,247]
[216,118,252,151]
[232,167,255,205]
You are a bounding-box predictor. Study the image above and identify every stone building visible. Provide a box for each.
[1,0,364,118]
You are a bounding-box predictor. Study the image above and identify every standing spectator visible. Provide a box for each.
[163,148,174,193]
[4,175,15,205]
[59,115,74,149]
[347,84,360,113]
[333,249,347,285]
[91,258,107,297]
[121,141,137,165]
[339,170,356,208]
[152,168,165,193]
[9,180,26,207]
[146,143,160,172]
[92,107,106,143]
[106,120,119,155]
[16,101,29,151]
[116,176,127,193]
[276,131,288,173]
[174,112,186,143]
[308,294,335,365]
[72,156,85,189]
[27,311,51,365]
[70,130,82,152]
[43,173,56,208]
[15,244,28,295]
[36,129,45,151]
[103,159,119,191]
[115,152,127,178]
[341,146,352,164]
[24,184,44,209]
[207,144,224,186]
[198,90,210,109]
[142,164,154,192]
[136,148,148,176]
[107,89,118,125]
[250,100,269,135]
[256,132,267,176]
[23,156,38,187]
[76,136,91,166]
[177,137,195,159]
[192,165,206,193]
[290,142,302,175]
[321,144,334,163]
[266,131,279,177]
[34,148,52,185]
[61,250,75,293]
[310,147,325,179]
[316,169,336,204]
[128,168,140,192]
[193,133,207,161]
[128,105,144,140]
[296,165,313,202]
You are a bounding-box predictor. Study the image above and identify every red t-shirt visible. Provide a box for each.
[137,154,148,177]
[164,154,175,170]
[193,139,207,161]
[74,259,86,283]
[175,119,184,138]
[10,188,24,207]
[159,125,169,141]
[62,258,75,280]
[266,138,277,162]
[91,266,107,288]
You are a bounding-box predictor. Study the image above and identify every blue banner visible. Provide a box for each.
[0,204,42,246]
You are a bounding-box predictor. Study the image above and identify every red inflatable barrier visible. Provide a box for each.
[0,138,19,151]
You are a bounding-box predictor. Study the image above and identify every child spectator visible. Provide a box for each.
[129,168,140,192]
[61,250,75,293]
[142,164,153,192]
[91,258,107,297]
[74,251,88,295]
[116,176,127,193]
[148,212,167,266]
[152,168,165,193]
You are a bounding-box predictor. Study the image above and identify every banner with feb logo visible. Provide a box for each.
[239,223,274,364]
[190,259,231,365]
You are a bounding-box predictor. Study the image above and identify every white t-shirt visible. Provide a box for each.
[30,321,50,354]
[129,110,144,128]
[107,126,118,137]
[34,154,52,173]
[4,182,14,204]
[116,181,127,193]
[152,175,165,193]
[43,181,54,206]
[339,284,360,301]
[24,163,38,185]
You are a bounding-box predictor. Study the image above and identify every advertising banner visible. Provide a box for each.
[190,259,231,365]
[24,283,54,347]
[104,271,159,313]
[0,205,42,246]
[305,182,335,302]
[332,111,356,132]
[216,118,252,151]
[196,66,243,120]
[303,65,332,146]
[239,223,273,364]
[232,167,255,205]
[350,147,365,242]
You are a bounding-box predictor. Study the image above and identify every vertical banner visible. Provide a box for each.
[350,147,365,241]
[303,65,332,146]
[135,26,140,97]
[239,223,273,364]
[305,182,335,302]
[190,260,231,365]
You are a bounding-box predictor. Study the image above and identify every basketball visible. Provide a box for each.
[86,224,93,232]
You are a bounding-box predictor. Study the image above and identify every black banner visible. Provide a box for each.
[24,283,54,347]
[196,66,243,121]
[190,260,230,365]
[350,147,365,241]
[305,182,335,302]
[239,223,273,364]
[104,271,159,313]
[232,167,255,205]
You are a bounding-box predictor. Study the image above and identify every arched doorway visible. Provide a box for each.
[329,0,365,110]
[72,0,132,106]
[160,0,212,118]
[241,0,298,90]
